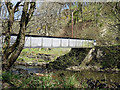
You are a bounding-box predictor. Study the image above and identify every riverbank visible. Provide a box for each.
[2,46,120,89]
[2,68,120,89]
[16,48,71,66]
[48,45,120,70]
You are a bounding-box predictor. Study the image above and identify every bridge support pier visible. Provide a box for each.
[80,48,95,67]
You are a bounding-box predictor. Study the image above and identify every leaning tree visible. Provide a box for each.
[2,1,36,70]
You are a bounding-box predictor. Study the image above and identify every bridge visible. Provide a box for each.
[1,34,96,48]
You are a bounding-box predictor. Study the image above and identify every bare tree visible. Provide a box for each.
[2,1,36,70]
[27,2,66,36]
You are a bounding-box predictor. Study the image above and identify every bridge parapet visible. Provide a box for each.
[2,35,96,48]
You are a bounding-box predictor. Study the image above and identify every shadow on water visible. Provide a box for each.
[12,65,48,74]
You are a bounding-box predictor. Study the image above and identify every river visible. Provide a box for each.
[12,65,120,86]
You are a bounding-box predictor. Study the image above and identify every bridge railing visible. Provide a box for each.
[1,35,96,48]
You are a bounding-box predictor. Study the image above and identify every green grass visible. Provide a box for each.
[2,71,80,88]
[2,71,21,87]
[63,74,79,88]
[17,48,71,63]
[21,48,70,56]
[81,82,88,88]
[17,56,44,62]
[3,70,120,89]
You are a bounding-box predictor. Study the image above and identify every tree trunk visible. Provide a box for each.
[2,2,35,71]
[6,30,25,70]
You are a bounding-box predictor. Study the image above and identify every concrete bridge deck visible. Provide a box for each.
[1,34,96,48]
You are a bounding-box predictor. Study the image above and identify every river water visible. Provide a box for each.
[12,65,120,85]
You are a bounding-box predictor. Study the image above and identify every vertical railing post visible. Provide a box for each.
[60,39,62,48]
[68,39,70,47]
[30,36,31,48]
[41,37,43,48]
[51,38,53,48]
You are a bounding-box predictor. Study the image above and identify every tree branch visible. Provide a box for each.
[105,3,120,22]
[3,1,14,54]
[3,1,36,70]
[3,2,29,60]
[13,0,23,13]
[25,2,36,26]
[5,1,12,14]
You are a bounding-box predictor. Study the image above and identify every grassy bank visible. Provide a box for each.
[2,71,80,88]
[2,70,120,89]
[2,46,120,89]
[17,48,71,63]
